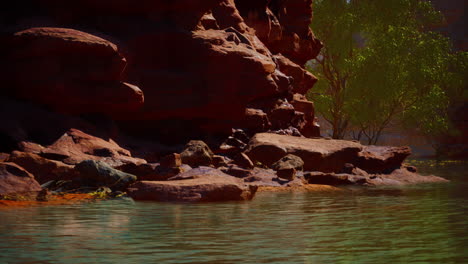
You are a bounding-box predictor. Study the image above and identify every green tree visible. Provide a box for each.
[308,0,465,144]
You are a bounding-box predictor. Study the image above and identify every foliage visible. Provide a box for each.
[308,0,466,144]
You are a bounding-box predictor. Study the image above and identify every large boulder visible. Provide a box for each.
[39,129,146,167]
[2,27,144,117]
[0,162,42,197]
[356,146,412,173]
[127,167,257,202]
[245,133,363,172]
[75,160,137,191]
[7,151,77,184]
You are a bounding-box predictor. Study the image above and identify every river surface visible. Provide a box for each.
[1,160,467,264]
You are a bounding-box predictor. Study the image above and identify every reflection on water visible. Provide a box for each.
[0,161,467,264]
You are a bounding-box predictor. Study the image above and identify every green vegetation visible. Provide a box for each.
[308,0,467,144]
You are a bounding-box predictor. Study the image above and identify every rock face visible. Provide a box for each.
[2,27,144,117]
[0,0,323,141]
[128,167,257,202]
[245,133,363,172]
[0,162,42,196]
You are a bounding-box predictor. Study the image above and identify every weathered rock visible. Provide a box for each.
[75,160,137,190]
[0,0,323,140]
[7,151,78,184]
[274,55,318,94]
[160,153,182,168]
[305,172,368,186]
[39,129,146,167]
[116,163,158,179]
[221,164,252,178]
[180,140,214,167]
[199,12,220,30]
[234,153,254,169]
[212,155,230,167]
[305,169,449,186]
[356,146,412,173]
[117,162,191,181]
[236,0,322,65]
[277,167,297,181]
[291,93,320,137]
[17,141,44,154]
[243,167,305,188]
[369,169,449,185]
[0,162,42,196]
[127,167,257,202]
[242,108,271,133]
[3,27,144,117]
[271,154,304,171]
[245,133,363,172]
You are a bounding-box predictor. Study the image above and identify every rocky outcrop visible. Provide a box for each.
[38,129,146,167]
[7,151,77,184]
[2,27,144,117]
[356,146,412,173]
[245,133,362,172]
[0,0,323,142]
[127,167,257,202]
[304,168,448,186]
[0,162,42,197]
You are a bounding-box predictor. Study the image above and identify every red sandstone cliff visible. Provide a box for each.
[0,0,322,145]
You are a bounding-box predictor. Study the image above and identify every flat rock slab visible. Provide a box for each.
[127,167,257,202]
[245,133,362,172]
[369,169,449,186]
[356,146,412,173]
[305,169,449,186]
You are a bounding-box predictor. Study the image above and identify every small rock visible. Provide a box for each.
[160,153,182,168]
[221,164,252,178]
[75,160,137,191]
[212,155,229,167]
[180,140,214,167]
[277,167,296,181]
[271,154,304,171]
[234,153,254,169]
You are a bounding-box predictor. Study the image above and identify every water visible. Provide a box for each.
[1,160,467,264]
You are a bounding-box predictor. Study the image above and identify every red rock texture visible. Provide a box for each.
[2,27,144,117]
[356,146,412,173]
[0,162,42,196]
[245,133,363,172]
[7,151,78,184]
[0,0,322,142]
[127,167,257,202]
[38,129,146,167]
